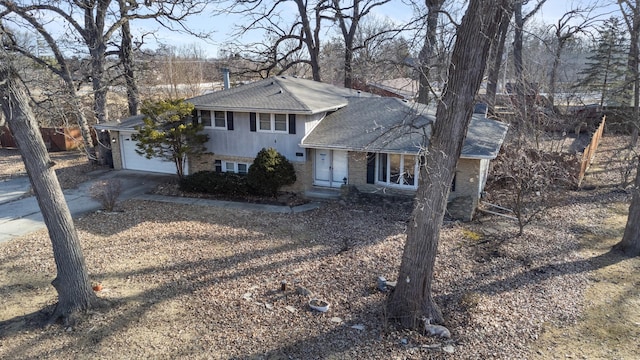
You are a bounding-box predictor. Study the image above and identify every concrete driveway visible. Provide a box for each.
[0,170,174,243]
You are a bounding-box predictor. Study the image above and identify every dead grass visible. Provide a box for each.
[1,136,639,359]
[0,148,99,189]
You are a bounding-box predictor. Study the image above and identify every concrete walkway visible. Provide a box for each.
[0,170,321,243]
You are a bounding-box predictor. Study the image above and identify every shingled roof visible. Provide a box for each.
[301,97,433,154]
[301,97,508,159]
[188,76,369,114]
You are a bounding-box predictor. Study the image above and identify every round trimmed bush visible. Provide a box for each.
[247,148,297,196]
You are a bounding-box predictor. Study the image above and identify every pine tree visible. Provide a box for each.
[577,17,630,107]
[133,99,209,179]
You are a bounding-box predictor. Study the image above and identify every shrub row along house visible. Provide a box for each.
[96,76,508,220]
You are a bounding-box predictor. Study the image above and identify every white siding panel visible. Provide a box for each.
[204,112,310,162]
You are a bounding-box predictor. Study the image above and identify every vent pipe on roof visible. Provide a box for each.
[222,68,230,90]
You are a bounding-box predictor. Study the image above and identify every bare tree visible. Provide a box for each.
[1,1,207,124]
[330,0,391,88]
[387,0,510,328]
[0,55,101,324]
[0,11,98,161]
[153,44,208,99]
[223,0,330,81]
[546,6,601,108]
[618,0,640,145]
[486,5,513,108]
[513,0,547,104]
[416,0,445,104]
[118,0,140,116]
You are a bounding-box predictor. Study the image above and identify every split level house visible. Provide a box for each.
[96,76,509,220]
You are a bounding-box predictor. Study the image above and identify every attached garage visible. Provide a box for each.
[95,115,190,176]
[119,131,182,174]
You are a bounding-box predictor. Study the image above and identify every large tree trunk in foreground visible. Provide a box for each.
[387,0,508,329]
[0,61,100,323]
[616,160,640,256]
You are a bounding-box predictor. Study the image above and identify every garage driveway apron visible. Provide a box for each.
[0,170,172,243]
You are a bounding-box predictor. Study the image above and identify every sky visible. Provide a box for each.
[132,1,417,58]
[7,0,625,59]
[132,0,625,58]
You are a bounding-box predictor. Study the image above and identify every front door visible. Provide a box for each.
[314,150,348,188]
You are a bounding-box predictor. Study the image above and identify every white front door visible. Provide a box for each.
[314,149,348,188]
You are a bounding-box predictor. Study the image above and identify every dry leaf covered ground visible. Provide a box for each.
[1,136,639,359]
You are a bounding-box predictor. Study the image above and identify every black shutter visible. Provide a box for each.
[288,114,296,134]
[366,153,376,184]
[250,112,256,132]
[227,111,234,130]
[191,109,198,125]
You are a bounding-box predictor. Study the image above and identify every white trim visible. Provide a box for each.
[198,109,212,128]
[213,110,228,129]
[375,152,418,190]
[220,160,250,174]
[257,112,288,133]
[313,149,348,188]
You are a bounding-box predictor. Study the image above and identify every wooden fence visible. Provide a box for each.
[0,126,86,151]
[577,116,606,188]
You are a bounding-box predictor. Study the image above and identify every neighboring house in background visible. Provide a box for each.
[97,76,508,220]
[351,78,418,101]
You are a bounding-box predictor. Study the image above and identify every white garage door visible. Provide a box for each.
[120,132,183,174]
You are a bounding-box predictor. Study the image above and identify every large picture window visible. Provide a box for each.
[376,153,417,188]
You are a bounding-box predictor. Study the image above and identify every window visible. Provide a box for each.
[259,113,271,131]
[256,113,288,133]
[377,153,387,182]
[214,111,226,128]
[376,153,418,188]
[274,114,287,131]
[214,160,222,173]
[199,110,212,127]
[220,161,250,174]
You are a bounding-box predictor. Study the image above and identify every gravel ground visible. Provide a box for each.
[0,136,634,359]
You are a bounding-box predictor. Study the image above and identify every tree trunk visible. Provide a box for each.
[387,0,507,328]
[294,0,322,82]
[616,160,640,256]
[0,2,98,161]
[120,11,139,116]
[630,15,640,146]
[91,44,109,123]
[513,0,526,107]
[548,43,564,108]
[344,40,353,89]
[59,71,97,162]
[417,0,444,105]
[486,9,512,109]
[0,61,100,324]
